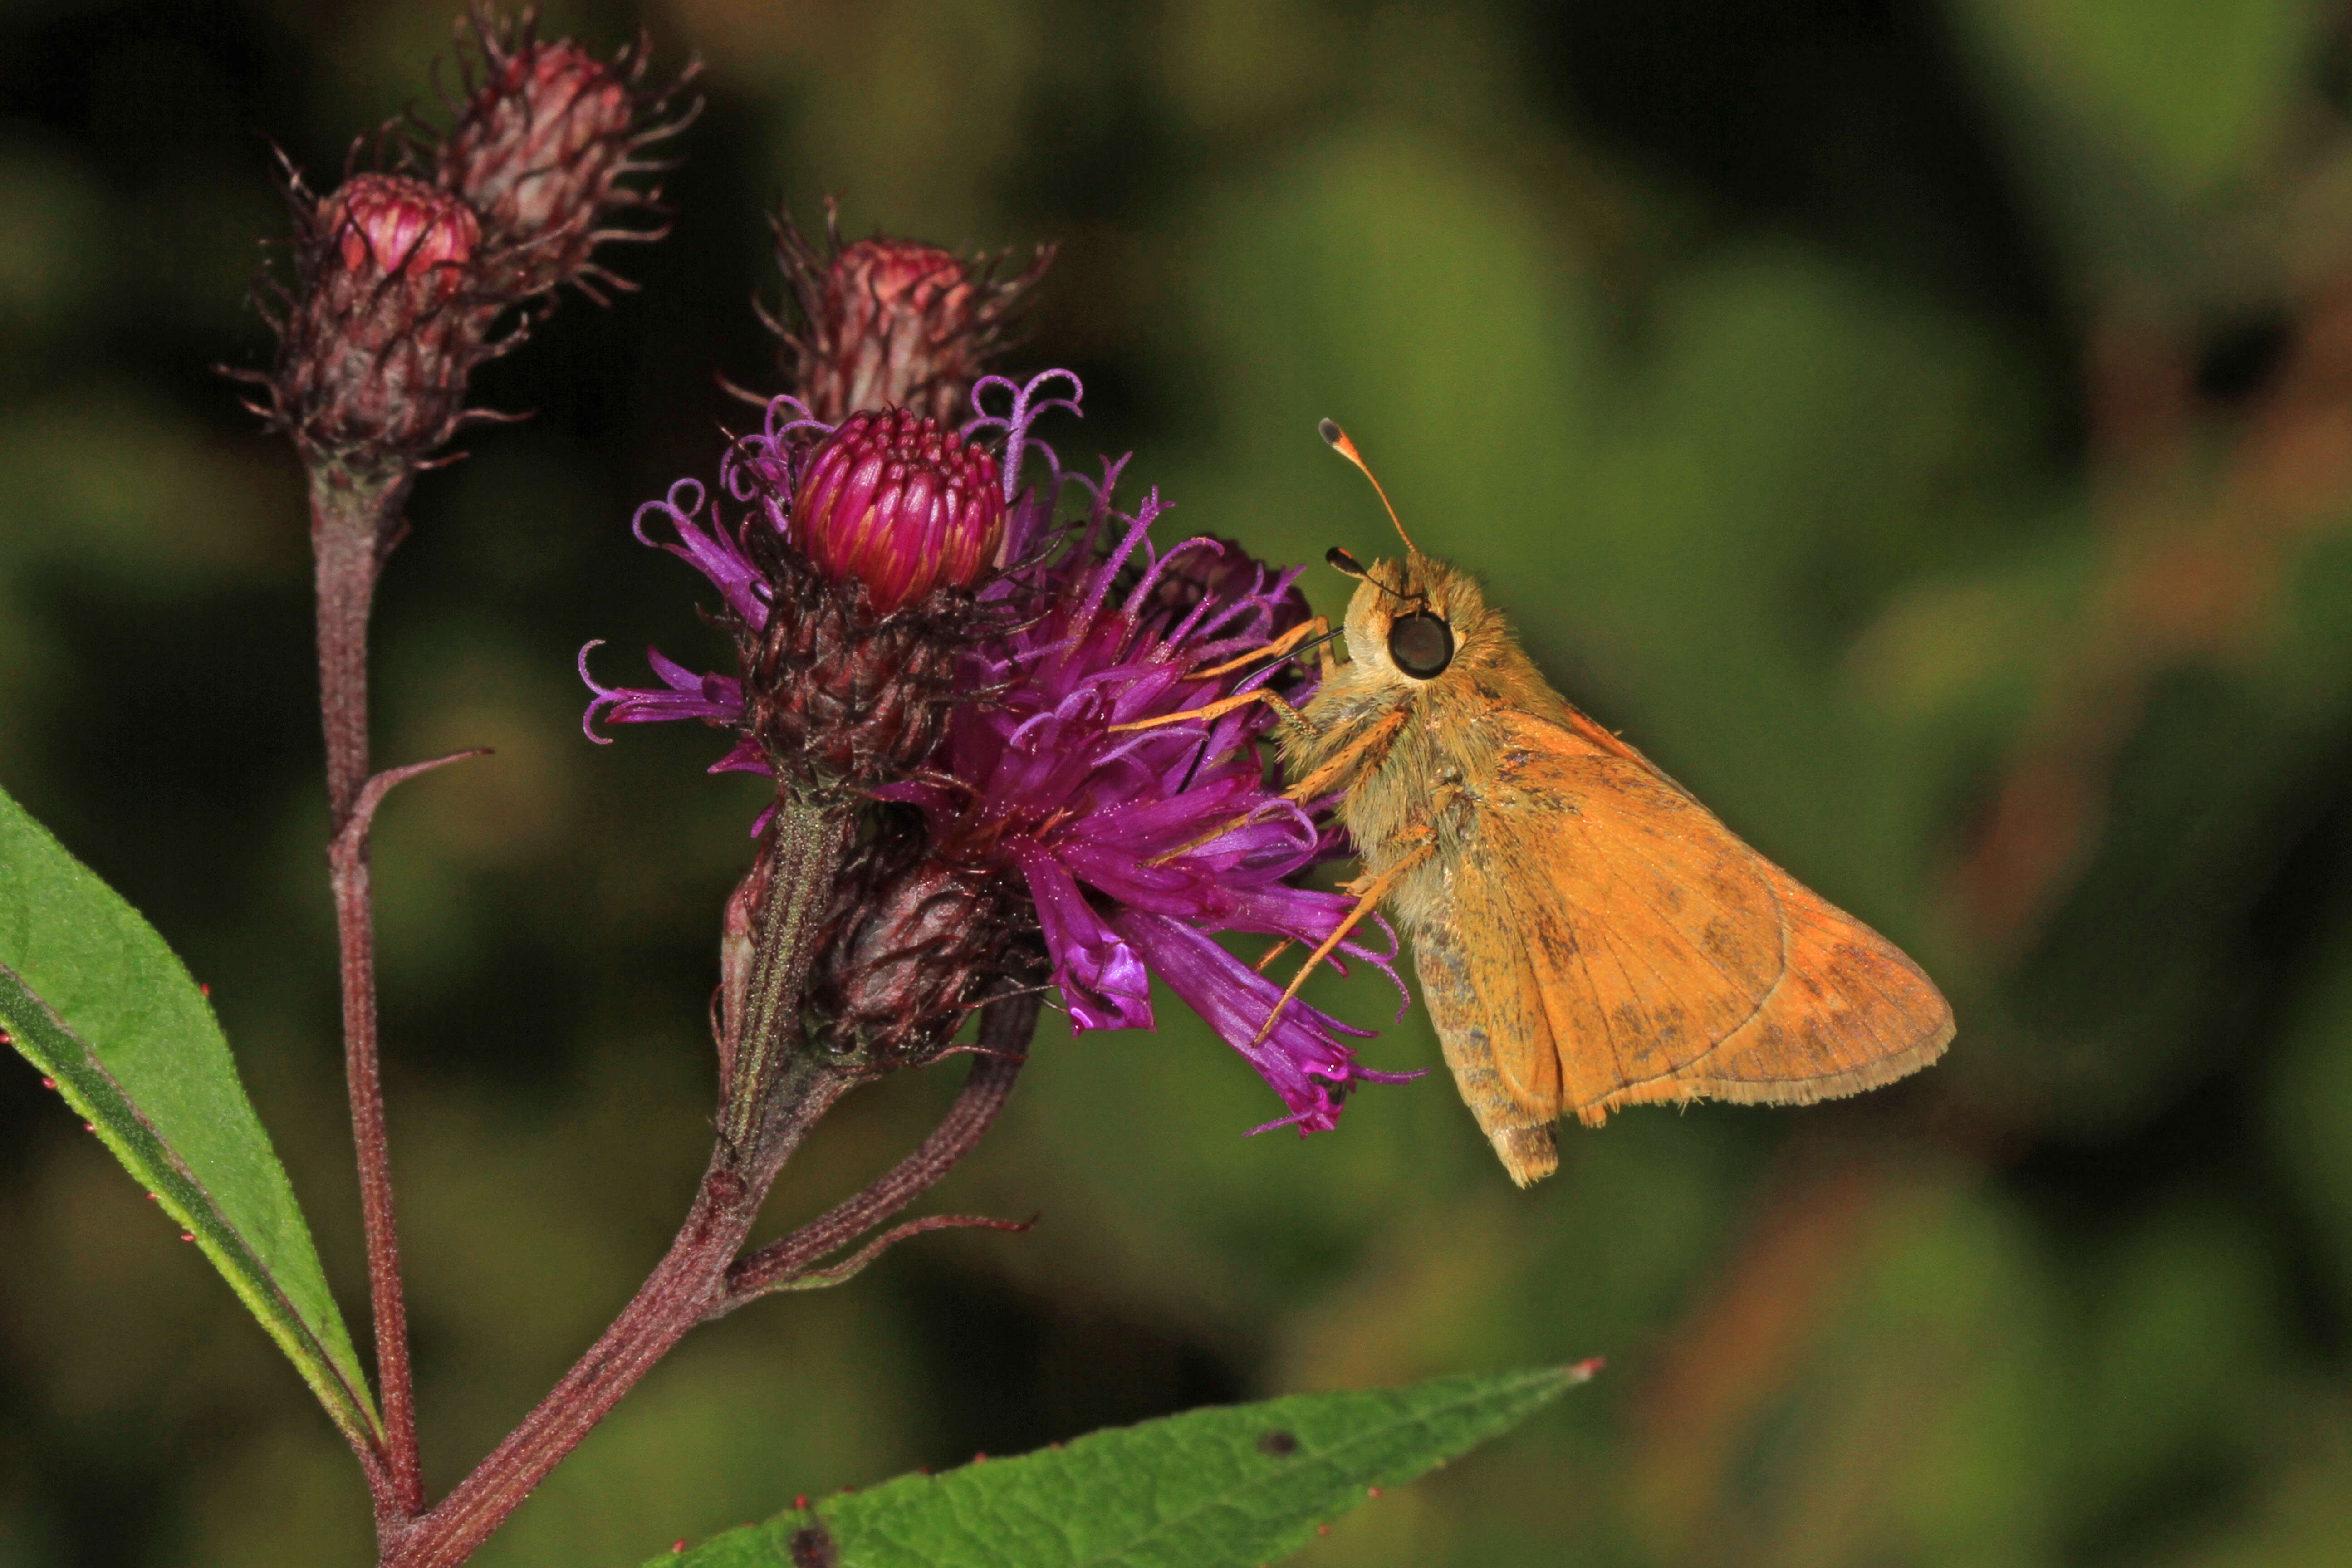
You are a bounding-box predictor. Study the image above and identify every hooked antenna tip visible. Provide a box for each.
[1315,418,1416,554]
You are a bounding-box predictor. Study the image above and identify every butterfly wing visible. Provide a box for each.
[1410,708,1953,1182]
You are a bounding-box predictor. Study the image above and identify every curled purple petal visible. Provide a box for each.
[964,368,1083,503]
[580,639,747,741]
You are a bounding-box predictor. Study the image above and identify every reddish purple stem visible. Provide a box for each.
[304,442,1038,1568]
[312,465,426,1529]
[379,1064,852,1568]
[379,996,1035,1568]
[723,1010,1033,1306]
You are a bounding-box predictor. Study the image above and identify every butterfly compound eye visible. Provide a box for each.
[1387,611,1454,678]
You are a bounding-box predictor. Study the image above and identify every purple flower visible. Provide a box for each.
[576,467,769,776]
[579,371,1417,1133]
[877,454,1417,1134]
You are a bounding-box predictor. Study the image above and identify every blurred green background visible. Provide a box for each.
[7,0,2352,1563]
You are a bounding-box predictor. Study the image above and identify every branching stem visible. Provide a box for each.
[310,460,426,1529]
[723,995,1036,1307]
[303,427,1042,1568]
[380,1055,853,1568]
[373,990,1038,1567]
[377,804,845,1568]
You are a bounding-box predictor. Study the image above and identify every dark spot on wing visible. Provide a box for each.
[1259,1428,1300,1456]
[1535,914,1581,960]
[1616,1000,1686,1065]
[789,1524,838,1568]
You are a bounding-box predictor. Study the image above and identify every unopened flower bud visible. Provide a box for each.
[335,174,481,280]
[439,34,642,298]
[266,172,491,472]
[792,408,1005,615]
[813,240,974,421]
[807,814,1035,1069]
[772,210,1052,423]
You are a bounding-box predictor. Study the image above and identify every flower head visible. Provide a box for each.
[256,172,492,473]
[241,18,693,480]
[436,13,698,300]
[334,174,482,279]
[873,453,1416,1132]
[582,370,1416,1131]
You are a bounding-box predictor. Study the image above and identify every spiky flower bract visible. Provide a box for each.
[259,172,492,475]
[764,204,1054,424]
[434,8,700,301]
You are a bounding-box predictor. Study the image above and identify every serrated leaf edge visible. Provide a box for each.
[858,1366,1578,1568]
[663,1364,1586,1568]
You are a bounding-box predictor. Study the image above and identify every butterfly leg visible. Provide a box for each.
[1138,706,1408,871]
[1276,707,1407,807]
[1251,833,1437,1045]
[1107,686,1320,745]
[1186,616,1334,681]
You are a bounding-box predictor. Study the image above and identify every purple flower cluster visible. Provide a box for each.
[578,390,836,780]
[582,373,1416,1133]
[883,452,1416,1132]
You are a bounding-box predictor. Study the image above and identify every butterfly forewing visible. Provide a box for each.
[1423,710,1951,1152]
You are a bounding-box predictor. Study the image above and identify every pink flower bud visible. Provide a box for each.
[264,173,492,470]
[241,22,688,482]
[329,173,480,283]
[439,37,637,297]
[791,409,1005,613]
[773,212,1052,423]
[808,240,979,422]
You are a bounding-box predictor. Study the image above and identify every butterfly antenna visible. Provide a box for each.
[1318,419,1418,555]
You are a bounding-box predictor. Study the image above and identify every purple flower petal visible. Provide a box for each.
[888,456,1414,1132]
[579,639,746,740]
[1017,844,1154,1032]
[1114,911,1421,1135]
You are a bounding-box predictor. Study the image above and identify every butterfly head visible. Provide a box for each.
[1325,546,1486,684]
[1316,419,1487,684]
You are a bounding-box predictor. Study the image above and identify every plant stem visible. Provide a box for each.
[382,1064,850,1568]
[723,994,1036,1306]
[721,796,850,1163]
[314,466,399,827]
[379,817,860,1568]
[310,461,425,1524]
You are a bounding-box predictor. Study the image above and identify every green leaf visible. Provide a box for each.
[658,1363,1591,1568]
[0,782,379,1450]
